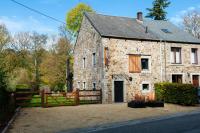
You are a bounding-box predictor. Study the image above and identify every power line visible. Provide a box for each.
[10,0,66,25]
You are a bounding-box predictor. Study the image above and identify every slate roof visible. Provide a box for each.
[84,12,200,44]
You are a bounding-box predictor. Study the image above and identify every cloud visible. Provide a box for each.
[0,16,57,35]
[170,6,199,26]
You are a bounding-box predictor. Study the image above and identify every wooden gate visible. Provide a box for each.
[41,89,102,108]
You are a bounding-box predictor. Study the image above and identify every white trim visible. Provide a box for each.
[92,53,96,67]
[190,73,200,85]
[82,57,86,68]
[77,81,81,89]
[190,48,199,65]
[141,55,151,73]
[112,80,126,103]
[170,73,185,83]
[170,47,183,65]
[83,82,86,89]
[140,81,151,93]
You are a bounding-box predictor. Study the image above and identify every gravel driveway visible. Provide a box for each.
[8,103,200,133]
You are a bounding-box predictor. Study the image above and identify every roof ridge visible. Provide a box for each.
[85,12,136,20]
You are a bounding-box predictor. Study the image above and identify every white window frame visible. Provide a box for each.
[83,82,86,89]
[83,57,86,68]
[190,73,200,86]
[92,53,96,67]
[170,73,184,83]
[141,56,151,73]
[140,81,151,93]
[77,81,80,89]
[191,48,198,65]
[170,47,182,64]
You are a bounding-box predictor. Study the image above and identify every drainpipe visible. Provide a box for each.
[164,41,167,81]
[160,40,163,82]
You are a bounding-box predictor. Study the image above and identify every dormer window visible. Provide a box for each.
[161,29,172,34]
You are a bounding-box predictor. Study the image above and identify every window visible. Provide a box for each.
[129,55,141,73]
[191,48,198,64]
[161,29,172,34]
[83,57,86,68]
[92,83,96,90]
[141,58,149,70]
[171,47,181,64]
[172,75,182,83]
[92,53,96,67]
[142,84,149,91]
[77,81,80,89]
[83,82,86,89]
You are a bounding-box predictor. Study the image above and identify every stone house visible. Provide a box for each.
[73,12,200,103]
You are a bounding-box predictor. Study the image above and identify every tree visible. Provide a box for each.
[12,32,32,69]
[146,0,171,20]
[31,32,47,90]
[40,36,72,91]
[183,11,200,39]
[66,3,94,35]
[0,24,10,53]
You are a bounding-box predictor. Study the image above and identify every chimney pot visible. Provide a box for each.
[137,12,143,21]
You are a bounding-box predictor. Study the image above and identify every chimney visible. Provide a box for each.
[137,12,143,21]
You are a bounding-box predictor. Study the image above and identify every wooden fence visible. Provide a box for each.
[41,89,102,108]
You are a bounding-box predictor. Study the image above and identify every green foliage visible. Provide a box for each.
[0,24,10,53]
[66,3,94,34]
[0,67,9,105]
[146,0,171,20]
[16,84,30,90]
[155,82,198,106]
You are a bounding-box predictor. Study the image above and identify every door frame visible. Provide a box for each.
[190,73,200,87]
[112,80,126,103]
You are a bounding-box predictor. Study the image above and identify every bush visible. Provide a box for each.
[0,67,9,105]
[145,101,164,107]
[128,101,146,108]
[155,82,198,106]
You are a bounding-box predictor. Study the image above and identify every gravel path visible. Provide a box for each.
[8,103,200,133]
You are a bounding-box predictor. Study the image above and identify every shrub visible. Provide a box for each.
[155,82,198,106]
[128,101,146,108]
[0,67,9,105]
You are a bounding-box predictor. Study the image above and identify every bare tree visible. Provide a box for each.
[183,11,200,39]
[0,24,10,53]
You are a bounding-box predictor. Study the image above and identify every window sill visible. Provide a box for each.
[141,70,151,74]
[170,64,184,66]
[191,64,200,66]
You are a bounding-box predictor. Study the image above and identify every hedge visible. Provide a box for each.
[155,82,198,106]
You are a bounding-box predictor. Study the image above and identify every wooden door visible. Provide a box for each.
[192,75,199,88]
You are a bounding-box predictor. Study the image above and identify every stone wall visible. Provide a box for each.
[73,16,104,91]
[101,38,200,103]
[74,16,200,103]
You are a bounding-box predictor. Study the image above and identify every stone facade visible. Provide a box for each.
[74,16,200,104]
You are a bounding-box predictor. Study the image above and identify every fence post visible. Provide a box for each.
[75,89,80,105]
[41,89,44,108]
[100,89,102,104]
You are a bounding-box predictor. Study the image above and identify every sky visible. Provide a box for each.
[0,0,200,36]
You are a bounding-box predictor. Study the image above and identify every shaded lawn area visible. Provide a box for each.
[22,95,100,107]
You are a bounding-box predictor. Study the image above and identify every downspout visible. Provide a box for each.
[164,41,167,81]
[160,40,163,82]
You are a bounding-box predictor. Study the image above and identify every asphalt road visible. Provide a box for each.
[89,112,200,133]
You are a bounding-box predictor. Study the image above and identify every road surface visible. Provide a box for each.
[90,112,200,133]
